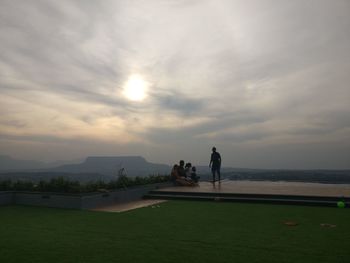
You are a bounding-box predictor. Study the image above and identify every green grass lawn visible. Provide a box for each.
[0,201,349,263]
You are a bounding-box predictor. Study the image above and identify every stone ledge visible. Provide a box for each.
[0,182,172,210]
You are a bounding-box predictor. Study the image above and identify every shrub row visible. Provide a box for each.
[0,175,170,193]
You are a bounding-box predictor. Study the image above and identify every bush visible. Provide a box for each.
[0,174,170,193]
[13,180,34,191]
[0,180,12,191]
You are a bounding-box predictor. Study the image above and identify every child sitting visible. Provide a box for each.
[190,166,200,183]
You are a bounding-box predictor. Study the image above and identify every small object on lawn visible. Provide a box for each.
[320,223,337,228]
[337,201,345,208]
[283,221,298,226]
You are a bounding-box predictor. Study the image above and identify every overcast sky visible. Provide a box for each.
[0,0,349,169]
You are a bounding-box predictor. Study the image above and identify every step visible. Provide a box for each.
[144,193,347,207]
[148,190,349,202]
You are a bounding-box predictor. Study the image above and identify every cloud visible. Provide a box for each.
[150,90,204,115]
[0,0,349,167]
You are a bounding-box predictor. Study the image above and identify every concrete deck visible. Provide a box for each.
[154,180,350,197]
[94,181,350,211]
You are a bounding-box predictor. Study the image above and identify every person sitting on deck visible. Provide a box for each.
[170,164,179,184]
[185,162,192,178]
[170,162,195,186]
[177,160,187,178]
[190,166,200,183]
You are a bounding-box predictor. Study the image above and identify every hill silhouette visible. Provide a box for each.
[49,156,171,176]
[0,155,47,170]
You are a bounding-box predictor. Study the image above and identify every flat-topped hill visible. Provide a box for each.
[51,156,171,176]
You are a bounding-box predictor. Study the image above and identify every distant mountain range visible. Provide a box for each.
[1,155,349,184]
[0,155,252,177]
[0,155,52,170]
[48,156,170,176]
[0,155,171,177]
[0,155,83,171]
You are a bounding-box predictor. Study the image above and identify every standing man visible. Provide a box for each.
[209,147,221,182]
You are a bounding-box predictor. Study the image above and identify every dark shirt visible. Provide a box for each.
[177,166,186,177]
[210,152,221,167]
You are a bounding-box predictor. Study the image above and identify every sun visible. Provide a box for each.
[122,74,149,101]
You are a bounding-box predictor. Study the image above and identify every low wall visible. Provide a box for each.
[0,182,171,210]
[0,191,14,205]
[14,192,82,209]
[81,184,160,209]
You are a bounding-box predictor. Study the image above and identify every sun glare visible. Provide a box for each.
[122,74,149,101]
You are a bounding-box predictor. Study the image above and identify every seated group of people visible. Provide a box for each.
[171,160,200,186]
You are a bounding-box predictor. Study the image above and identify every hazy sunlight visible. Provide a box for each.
[122,74,149,101]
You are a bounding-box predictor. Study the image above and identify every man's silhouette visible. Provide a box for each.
[209,147,221,182]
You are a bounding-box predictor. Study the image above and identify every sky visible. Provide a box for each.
[0,0,349,169]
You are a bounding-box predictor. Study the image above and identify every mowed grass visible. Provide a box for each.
[0,201,349,263]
